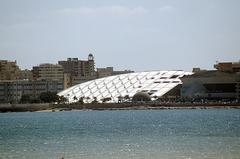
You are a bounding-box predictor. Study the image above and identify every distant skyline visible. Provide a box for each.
[0,0,239,71]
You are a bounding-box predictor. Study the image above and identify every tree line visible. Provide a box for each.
[20,92,67,104]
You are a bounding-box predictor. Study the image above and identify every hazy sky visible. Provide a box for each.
[0,0,239,71]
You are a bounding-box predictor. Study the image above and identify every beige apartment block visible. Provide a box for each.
[0,60,21,80]
[32,63,64,81]
[58,54,96,85]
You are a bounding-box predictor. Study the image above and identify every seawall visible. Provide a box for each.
[1,102,240,112]
[0,103,52,112]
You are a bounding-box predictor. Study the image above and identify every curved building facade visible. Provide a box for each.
[58,71,192,103]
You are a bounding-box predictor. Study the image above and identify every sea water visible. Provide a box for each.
[0,109,240,159]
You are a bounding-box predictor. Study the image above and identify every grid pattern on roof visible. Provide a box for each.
[58,71,192,103]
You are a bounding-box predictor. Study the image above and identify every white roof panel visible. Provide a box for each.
[58,70,192,103]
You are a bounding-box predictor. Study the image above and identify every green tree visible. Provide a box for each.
[101,97,111,103]
[86,97,90,103]
[91,97,98,104]
[20,94,31,103]
[40,92,58,103]
[118,96,123,103]
[57,95,68,104]
[132,92,151,102]
[124,95,130,102]
[78,97,84,104]
[153,95,158,101]
[73,96,78,102]
[30,96,41,103]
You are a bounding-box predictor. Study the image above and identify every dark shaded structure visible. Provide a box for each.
[181,65,240,101]
[132,92,151,102]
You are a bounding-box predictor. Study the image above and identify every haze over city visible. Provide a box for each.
[0,0,239,71]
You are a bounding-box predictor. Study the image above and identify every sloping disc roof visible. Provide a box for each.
[58,70,192,103]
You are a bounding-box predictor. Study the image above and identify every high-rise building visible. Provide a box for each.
[20,69,33,80]
[85,54,95,77]
[0,60,21,80]
[97,67,134,78]
[97,67,114,78]
[0,80,64,103]
[58,54,96,85]
[32,63,64,81]
[0,61,65,103]
[214,61,240,72]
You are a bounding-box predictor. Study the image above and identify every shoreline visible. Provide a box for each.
[0,103,240,112]
[35,106,240,113]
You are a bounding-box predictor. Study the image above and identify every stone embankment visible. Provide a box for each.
[0,102,240,112]
[0,103,51,112]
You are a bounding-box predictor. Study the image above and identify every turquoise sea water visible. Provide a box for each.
[0,109,240,159]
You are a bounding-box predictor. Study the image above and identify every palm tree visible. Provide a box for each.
[86,97,90,103]
[124,95,130,102]
[91,97,98,104]
[101,97,111,103]
[78,97,84,104]
[153,95,158,100]
[73,96,78,102]
[118,95,123,103]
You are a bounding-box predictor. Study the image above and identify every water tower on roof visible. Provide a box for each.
[88,53,94,61]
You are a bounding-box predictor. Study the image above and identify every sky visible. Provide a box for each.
[0,0,239,71]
